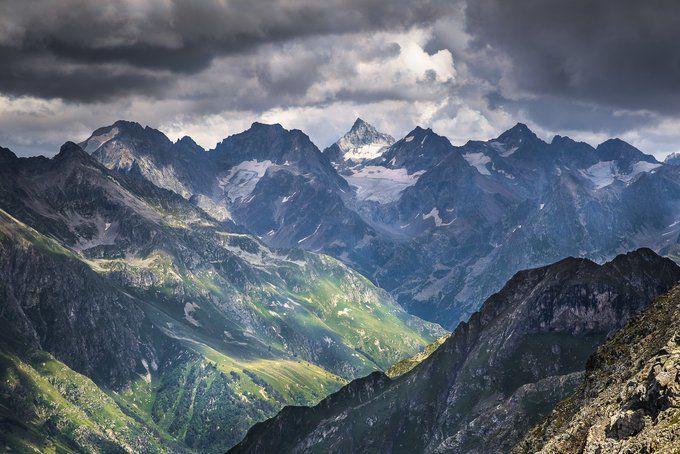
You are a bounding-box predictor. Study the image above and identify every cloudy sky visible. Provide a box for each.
[2,0,680,159]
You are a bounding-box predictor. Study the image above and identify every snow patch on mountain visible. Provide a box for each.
[489,141,518,157]
[463,152,492,175]
[297,223,321,244]
[582,160,661,189]
[218,160,274,202]
[423,207,454,227]
[339,142,389,162]
[343,166,424,203]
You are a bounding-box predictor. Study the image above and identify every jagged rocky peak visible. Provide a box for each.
[486,122,540,153]
[80,123,123,154]
[403,125,432,139]
[214,122,288,152]
[664,151,680,165]
[79,119,173,155]
[496,122,540,144]
[0,146,18,163]
[551,134,578,145]
[372,125,458,173]
[248,121,285,133]
[332,118,395,164]
[54,141,93,162]
[175,135,204,153]
[213,121,324,167]
[394,126,456,155]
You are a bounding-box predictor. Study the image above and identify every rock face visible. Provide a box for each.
[0,143,441,452]
[0,209,157,388]
[79,120,680,330]
[515,284,680,454]
[231,249,680,453]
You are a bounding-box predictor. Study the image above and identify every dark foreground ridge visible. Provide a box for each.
[231,248,680,453]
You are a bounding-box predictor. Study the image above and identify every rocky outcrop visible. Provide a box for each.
[0,209,159,388]
[515,284,680,453]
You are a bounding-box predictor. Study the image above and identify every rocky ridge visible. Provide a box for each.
[231,249,680,453]
[515,283,680,453]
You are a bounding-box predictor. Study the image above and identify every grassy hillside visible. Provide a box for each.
[0,157,442,452]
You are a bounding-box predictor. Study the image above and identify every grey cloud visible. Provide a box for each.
[463,0,680,115]
[0,47,168,102]
[254,52,330,99]
[4,0,680,160]
[0,0,446,101]
[486,91,658,136]
[356,42,402,61]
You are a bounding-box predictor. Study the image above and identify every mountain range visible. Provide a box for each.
[3,116,680,452]
[79,118,680,327]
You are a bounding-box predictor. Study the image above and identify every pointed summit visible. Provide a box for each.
[496,123,540,144]
[487,123,545,160]
[350,117,369,131]
[324,118,395,167]
[0,146,17,163]
[375,126,459,173]
[175,135,204,153]
[79,120,171,155]
[54,141,92,162]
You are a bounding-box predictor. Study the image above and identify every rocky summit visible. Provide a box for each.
[231,248,680,453]
[323,118,395,168]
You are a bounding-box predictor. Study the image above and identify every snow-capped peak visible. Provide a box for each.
[334,118,395,163]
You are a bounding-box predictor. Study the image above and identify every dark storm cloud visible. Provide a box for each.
[0,0,445,102]
[462,0,680,115]
[0,47,168,102]
[486,91,657,136]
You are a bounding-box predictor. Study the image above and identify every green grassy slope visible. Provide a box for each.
[0,167,442,452]
[0,347,173,453]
